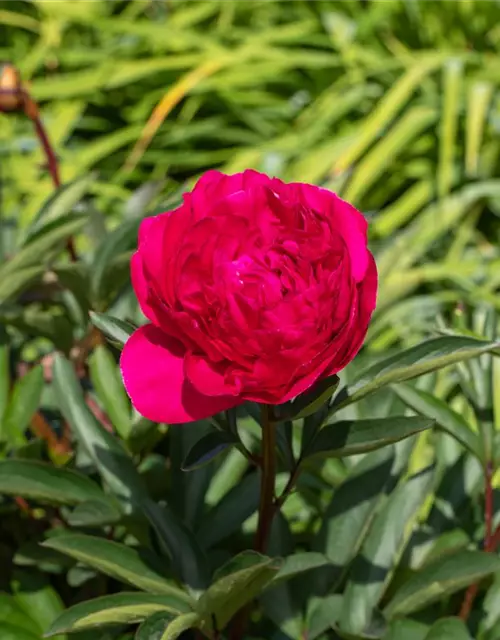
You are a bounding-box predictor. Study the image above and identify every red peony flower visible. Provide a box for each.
[120,170,377,423]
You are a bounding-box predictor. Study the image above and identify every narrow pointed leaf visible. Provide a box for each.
[275,375,340,420]
[393,383,481,458]
[160,613,201,640]
[89,345,131,439]
[197,552,281,632]
[305,417,434,459]
[136,612,176,640]
[385,551,500,618]
[89,312,135,349]
[339,467,435,634]
[335,336,500,410]
[43,534,192,602]
[2,365,44,445]
[0,460,105,505]
[182,430,239,471]
[424,618,472,640]
[45,593,185,636]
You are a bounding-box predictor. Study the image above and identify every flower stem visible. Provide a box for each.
[229,405,277,640]
[459,460,494,621]
[254,404,277,552]
[23,92,77,261]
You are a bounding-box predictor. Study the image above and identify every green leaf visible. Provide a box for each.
[43,533,193,602]
[305,594,343,640]
[0,214,87,280]
[89,345,131,439]
[45,593,185,636]
[466,81,493,177]
[0,329,10,427]
[182,430,239,471]
[271,552,331,586]
[53,357,208,589]
[91,218,140,304]
[438,59,462,199]
[25,174,93,240]
[385,551,500,618]
[335,336,500,411]
[313,448,395,593]
[142,501,209,593]
[0,594,41,635]
[339,467,435,634]
[423,618,472,640]
[0,266,45,303]
[89,311,135,349]
[196,551,281,632]
[160,613,201,640]
[0,624,39,640]
[52,353,146,504]
[385,619,429,640]
[197,472,260,550]
[13,572,66,640]
[305,417,434,459]
[0,460,105,505]
[275,375,340,420]
[2,365,44,446]
[65,498,122,527]
[135,612,176,640]
[393,383,481,459]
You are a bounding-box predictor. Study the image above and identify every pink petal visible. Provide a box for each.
[297,183,369,283]
[184,352,232,396]
[120,325,240,424]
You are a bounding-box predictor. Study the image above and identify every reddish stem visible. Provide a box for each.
[254,405,277,553]
[23,94,77,261]
[459,461,495,621]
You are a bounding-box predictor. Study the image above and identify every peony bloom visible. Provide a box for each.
[120,170,377,423]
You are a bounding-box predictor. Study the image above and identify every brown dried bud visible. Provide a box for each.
[0,63,23,113]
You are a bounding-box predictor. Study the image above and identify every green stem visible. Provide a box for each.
[254,404,277,552]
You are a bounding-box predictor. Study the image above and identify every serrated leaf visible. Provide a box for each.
[182,430,239,471]
[0,460,105,505]
[43,534,192,602]
[89,311,135,349]
[335,336,500,411]
[45,593,185,636]
[305,417,434,459]
[385,551,500,618]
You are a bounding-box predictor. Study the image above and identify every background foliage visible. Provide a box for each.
[2,1,500,639]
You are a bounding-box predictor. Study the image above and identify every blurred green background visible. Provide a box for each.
[3,2,500,639]
[3,0,500,352]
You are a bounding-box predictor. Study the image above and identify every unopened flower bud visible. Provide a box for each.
[0,63,23,113]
